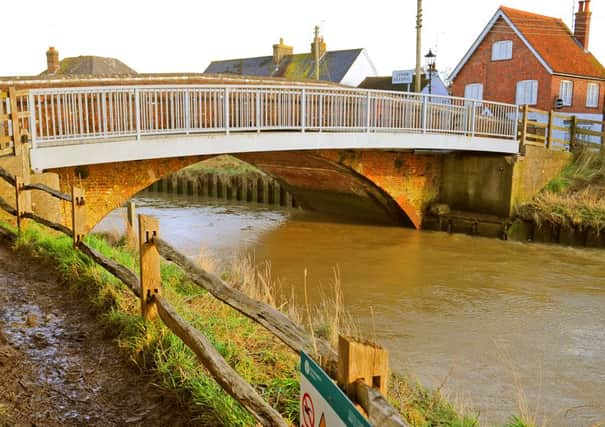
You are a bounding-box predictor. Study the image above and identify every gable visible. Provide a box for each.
[450,7,605,82]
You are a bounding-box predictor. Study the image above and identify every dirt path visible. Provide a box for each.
[0,238,198,426]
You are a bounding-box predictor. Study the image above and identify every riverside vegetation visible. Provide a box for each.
[516,147,605,239]
[0,218,543,426]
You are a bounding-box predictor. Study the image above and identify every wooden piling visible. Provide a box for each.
[126,201,136,243]
[15,177,25,232]
[138,214,160,321]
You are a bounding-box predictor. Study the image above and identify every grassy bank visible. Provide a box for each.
[175,155,265,181]
[0,220,539,426]
[516,148,605,234]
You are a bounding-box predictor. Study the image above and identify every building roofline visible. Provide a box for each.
[449,8,554,82]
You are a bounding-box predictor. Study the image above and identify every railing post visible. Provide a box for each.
[101,92,108,138]
[184,89,191,134]
[224,87,230,134]
[134,88,141,141]
[8,87,22,155]
[15,177,24,232]
[71,186,87,248]
[421,96,428,134]
[139,214,161,321]
[513,106,520,141]
[365,91,371,133]
[256,90,261,132]
[301,88,306,133]
[28,92,36,149]
[547,110,554,149]
[319,93,323,132]
[470,100,477,137]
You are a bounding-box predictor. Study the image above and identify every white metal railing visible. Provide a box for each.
[25,85,519,148]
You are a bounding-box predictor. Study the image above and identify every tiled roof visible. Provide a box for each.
[40,56,136,76]
[205,49,364,83]
[501,6,605,78]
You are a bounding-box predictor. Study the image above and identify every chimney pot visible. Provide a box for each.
[574,0,592,49]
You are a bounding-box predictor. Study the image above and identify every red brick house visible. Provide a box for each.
[449,1,605,119]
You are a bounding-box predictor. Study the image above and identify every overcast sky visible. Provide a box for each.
[2,0,604,78]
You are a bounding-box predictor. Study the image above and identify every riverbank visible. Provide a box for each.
[513,148,605,245]
[0,218,500,426]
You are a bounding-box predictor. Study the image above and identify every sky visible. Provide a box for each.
[1,0,604,78]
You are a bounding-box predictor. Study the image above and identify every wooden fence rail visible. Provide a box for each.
[0,165,406,426]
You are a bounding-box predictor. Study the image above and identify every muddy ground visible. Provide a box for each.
[0,237,199,426]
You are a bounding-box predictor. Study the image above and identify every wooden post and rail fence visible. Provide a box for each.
[517,104,605,153]
[0,164,406,426]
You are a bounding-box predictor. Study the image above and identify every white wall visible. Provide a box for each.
[340,49,378,87]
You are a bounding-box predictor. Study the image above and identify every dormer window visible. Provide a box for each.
[492,40,513,61]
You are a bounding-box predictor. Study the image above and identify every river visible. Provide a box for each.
[95,192,605,427]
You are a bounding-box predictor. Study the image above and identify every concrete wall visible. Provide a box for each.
[440,146,571,217]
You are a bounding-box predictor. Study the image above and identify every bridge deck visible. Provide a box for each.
[15,85,520,169]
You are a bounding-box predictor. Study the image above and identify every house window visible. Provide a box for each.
[586,83,600,108]
[559,80,573,106]
[492,40,513,61]
[516,80,538,105]
[464,83,483,100]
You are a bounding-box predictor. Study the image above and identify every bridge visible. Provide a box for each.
[1,81,576,230]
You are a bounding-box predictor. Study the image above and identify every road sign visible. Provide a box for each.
[300,351,371,427]
[392,69,414,85]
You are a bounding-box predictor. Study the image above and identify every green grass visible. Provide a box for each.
[174,155,265,181]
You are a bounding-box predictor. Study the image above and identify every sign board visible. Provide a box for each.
[392,69,414,85]
[300,351,371,427]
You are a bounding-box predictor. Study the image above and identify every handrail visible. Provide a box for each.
[24,84,519,148]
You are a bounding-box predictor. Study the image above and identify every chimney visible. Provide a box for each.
[272,38,293,65]
[311,33,326,60]
[574,0,592,49]
[46,46,59,74]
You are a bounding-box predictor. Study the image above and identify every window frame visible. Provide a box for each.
[515,80,538,106]
[586,83,600,108]
[464,83,484,101]
[559,80,573,106]
[491,40,513,61]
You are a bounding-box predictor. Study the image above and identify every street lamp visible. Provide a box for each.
[424,49,436,95]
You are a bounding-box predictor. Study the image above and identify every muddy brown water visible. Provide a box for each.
[96,192,605,427]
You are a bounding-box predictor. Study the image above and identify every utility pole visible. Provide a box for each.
[314,25,320,80]
[415,0,423,93]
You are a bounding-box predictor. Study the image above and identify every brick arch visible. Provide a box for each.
[52,156,210,230]
[50,150,441,231]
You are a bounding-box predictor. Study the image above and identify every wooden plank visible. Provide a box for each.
[8,87,22,156]
[0,167,16,186]
[527,106,548,114]
[576,128,604,137]
[0,194,17,216]
[22,211,72,235]
[156,237,339,375]
[138,214,160,321]
[524,140,546,147]
[576,118,603,125]
[155,295,287,427]
[354,380,407,427]
[23,183,73,201]
[15,177,25,231]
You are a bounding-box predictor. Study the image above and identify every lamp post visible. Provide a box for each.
[424,49,436,95]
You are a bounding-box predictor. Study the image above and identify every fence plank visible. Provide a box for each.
[154,295,288,427]
[23,182,73,201]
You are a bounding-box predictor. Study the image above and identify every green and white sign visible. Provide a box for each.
[300,351,371,427]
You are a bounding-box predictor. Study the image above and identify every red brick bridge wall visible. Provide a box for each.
[50,150,442,231]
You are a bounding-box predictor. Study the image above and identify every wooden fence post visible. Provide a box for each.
[139,214,160,321]
[546,110,554,149]
[569,115,577,151]
[337,336,389,409]
[7,87,22,156]
[71,186,87,247]
[126,201,136,244]
[519,105,529,152]
[15,177,25,232]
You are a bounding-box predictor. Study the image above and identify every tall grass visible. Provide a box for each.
[517,148,605,233]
